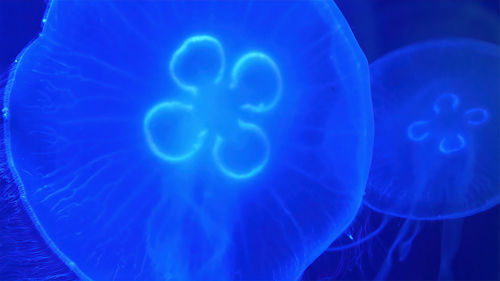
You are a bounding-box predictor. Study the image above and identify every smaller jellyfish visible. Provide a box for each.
[328,38,500,280]
[366,38,500,220]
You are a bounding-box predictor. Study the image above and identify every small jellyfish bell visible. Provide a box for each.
[363,39,500,280]
[366,38,500,220]
[3,0,373,280]
[325,39,499,281]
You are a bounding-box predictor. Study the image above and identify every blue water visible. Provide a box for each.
[1,0,499,280]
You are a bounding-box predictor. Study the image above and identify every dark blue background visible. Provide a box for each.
[1,1,498,280]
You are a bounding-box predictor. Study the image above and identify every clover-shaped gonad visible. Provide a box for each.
[407,93,489,154]
[144,35,282,179]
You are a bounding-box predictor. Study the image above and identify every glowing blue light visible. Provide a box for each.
[465,108,489,125]
[230,52,282,113]
[169,35,225,95]
[212,120,270,180]
[407,120,430,141]
[3,1,372,280]
[143,101,207,162]
[149,35,280,179]
[439,134,466,154]
[406,93,489,154]
[433,93,460,114]
[366,38,500,220]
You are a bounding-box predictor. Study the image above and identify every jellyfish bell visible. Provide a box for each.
[323,39,499,280]
[364,38,500,280]
[3,0,373,280]
[366,38,500,220]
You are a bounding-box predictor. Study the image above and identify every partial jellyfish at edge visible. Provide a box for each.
[2,0,373,280]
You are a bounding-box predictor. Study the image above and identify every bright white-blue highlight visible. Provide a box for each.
[212,120,270,180]
[144,101,208,162]
[148,36,282,179]
[169,35,225,95]
[230,52,282,113]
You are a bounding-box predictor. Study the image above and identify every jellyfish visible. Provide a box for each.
[367,38,499,220]
[2,0,373,280]
[362,38,499,279]
[320,38,498,280]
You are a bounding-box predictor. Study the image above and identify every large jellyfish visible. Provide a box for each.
[3,0,373,280]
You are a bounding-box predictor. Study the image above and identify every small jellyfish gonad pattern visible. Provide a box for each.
[407,93,489,153]
[143,35,282,179]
